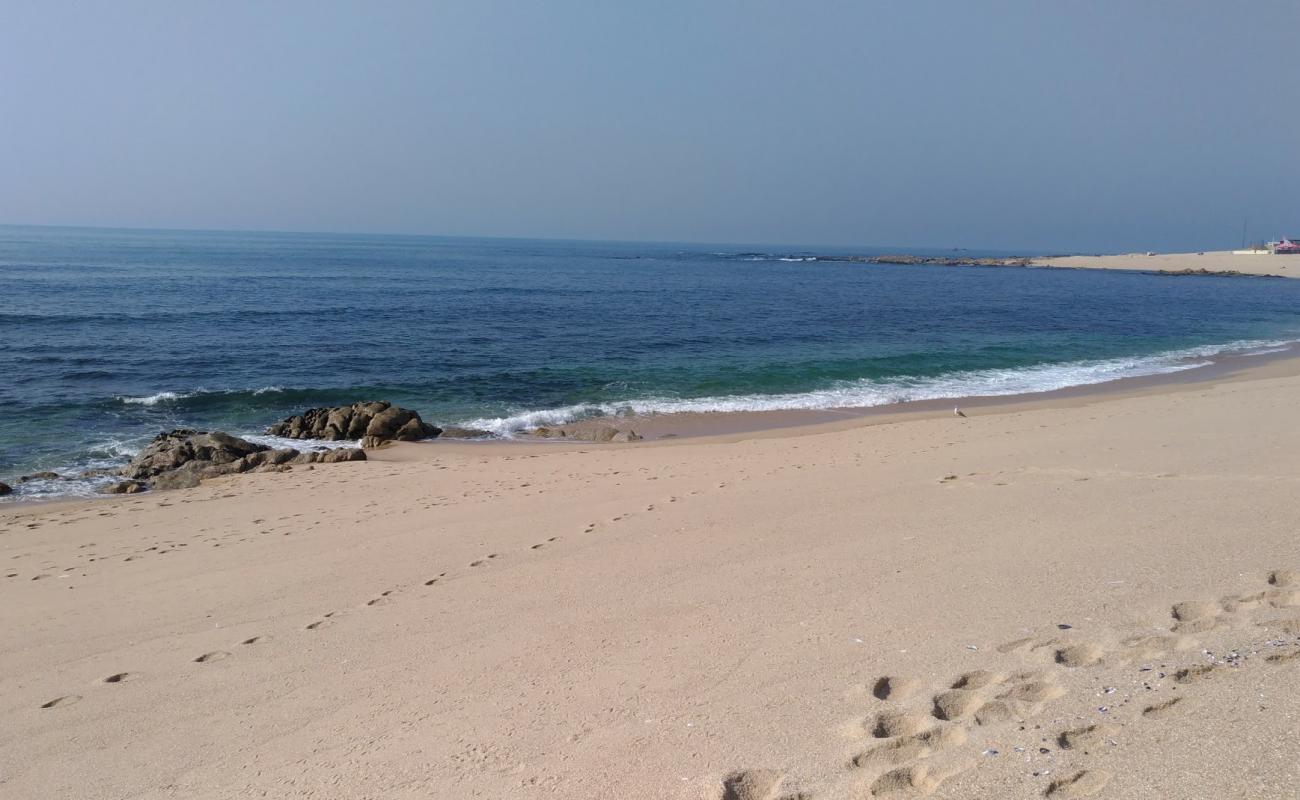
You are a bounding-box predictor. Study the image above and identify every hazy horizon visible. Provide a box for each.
[3,2,1297,253]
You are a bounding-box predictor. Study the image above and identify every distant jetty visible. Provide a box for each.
[810,253,1287,278]
[1146,268,1281,278]
[817,254,1037,267]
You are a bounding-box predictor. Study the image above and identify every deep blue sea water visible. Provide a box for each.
[4,225,1300,500]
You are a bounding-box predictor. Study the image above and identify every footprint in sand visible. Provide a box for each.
[975,677,1067,725]
[871,710,935,738]
[950,669,1005,690]
[305,613,336,631]
[1169,600,1223,633]
[193,651,230,663]
[1055,643,1105,667]
[40,695,81,709]
[1142,696,1183,717]
[851,726,967,769]
[872,675,923,701]
[931,689,985,722]
[1174,663,1224,683]
[240,636,263,645]
[1057,723,1118,751]
[1045,769,1112,797]
[870,759,973,798]
[366,590,395,606]
[102,672,139,683]
[424,573,447,586]
[714,769,807,800]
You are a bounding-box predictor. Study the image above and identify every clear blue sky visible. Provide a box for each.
[2,1,1296,252]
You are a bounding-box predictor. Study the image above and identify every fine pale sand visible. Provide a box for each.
[1032,250,1300,278]
[4,359,1300,799]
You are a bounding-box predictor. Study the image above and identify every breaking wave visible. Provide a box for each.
[460,338,1296,436]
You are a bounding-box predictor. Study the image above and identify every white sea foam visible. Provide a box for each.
[240,434,361,451]
[118,391,189,406]
[460,338,1296,436]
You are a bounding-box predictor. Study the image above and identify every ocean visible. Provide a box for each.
[4,225,1300,501]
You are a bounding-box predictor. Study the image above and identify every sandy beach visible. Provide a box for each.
[2,356,1299,799]
[1032,251,1299,279]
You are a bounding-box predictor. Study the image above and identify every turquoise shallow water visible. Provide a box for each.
[3,225,1300,499]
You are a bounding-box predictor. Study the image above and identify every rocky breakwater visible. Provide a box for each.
[102,429,366,493]
[267,401,442,449]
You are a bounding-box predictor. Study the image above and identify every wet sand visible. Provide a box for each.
[3,354,1300,799]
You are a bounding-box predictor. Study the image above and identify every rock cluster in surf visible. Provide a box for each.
[266,401,442,449]
[109,428,367,492]
[91,402,441,494]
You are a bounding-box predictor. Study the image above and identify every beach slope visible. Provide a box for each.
[3,361,1300,799]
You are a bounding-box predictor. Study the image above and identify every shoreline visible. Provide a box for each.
[5,337,1300,505]
[493,338,1300,444]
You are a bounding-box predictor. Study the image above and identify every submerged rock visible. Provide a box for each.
[437,426,495,440]
[267,401,441,448]
[0,482,11,496]
[527,423,642,442]
[18,471,62,482]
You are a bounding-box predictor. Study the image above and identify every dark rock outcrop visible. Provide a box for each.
[290,449,368,465]
[814,254,1036,268]
[0,482,11,496]
[1148,268,1280,278]
[121,429,367,492]
[266,401,441,448]
[123,430,268,480]
[99,480,147,495]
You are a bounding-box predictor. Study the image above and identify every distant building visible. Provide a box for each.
[1271,237,1300,255]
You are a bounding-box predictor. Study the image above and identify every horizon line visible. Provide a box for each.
[0,221,1084,257]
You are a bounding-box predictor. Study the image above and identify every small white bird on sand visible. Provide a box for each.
[953,406,967,418]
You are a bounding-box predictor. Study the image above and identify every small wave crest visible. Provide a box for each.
[118,391,190,406]
[114,387,330,411]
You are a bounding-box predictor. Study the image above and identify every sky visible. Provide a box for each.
[1,1,1297,252]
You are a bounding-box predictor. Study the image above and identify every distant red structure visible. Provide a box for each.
[1273,237,1300,254]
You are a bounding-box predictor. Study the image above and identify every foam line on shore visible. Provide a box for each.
[461,337,1297,436]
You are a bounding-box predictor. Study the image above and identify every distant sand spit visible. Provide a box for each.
[1034,250,1300,278]
[3,356,1300,798]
